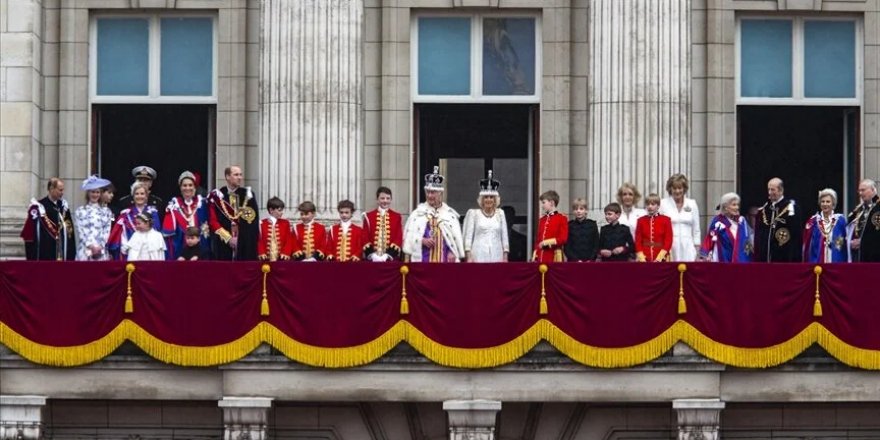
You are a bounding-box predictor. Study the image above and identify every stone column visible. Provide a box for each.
[0,0,43,258]
[0,395,47,440]
[587,0,691,212]
[259,0,364,217]
[443,399,501,440]
[673,398,725,440]
[219,397,273,440]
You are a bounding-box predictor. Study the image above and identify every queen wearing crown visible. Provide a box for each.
[403,166,465,262]
[462,170,509,262]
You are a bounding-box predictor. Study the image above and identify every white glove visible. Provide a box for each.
[303,257,317,262]
[369,253,385,262]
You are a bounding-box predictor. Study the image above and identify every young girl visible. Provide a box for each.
[122,213,167,261]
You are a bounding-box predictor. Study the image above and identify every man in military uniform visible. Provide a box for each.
[20,178,76,260]
[208,165,260,260]
[754,177,802,262]
[112,165,165,219]
[847,179,880,262]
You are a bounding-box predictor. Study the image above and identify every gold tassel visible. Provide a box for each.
[261,264,271,316]
[813,265,823,317]
[400,265,410,315]
[539,264,549,315]
[677,264,687,315]
[125,263,135,314]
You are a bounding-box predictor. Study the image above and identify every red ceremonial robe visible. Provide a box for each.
[533,211,568,263]
[635,213,674,262]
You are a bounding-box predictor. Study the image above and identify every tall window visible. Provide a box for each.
[91,14,217,102]
[737,17,860,104]
[413,13,541,103]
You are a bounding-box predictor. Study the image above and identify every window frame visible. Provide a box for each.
[735,15,862,106]
[90,12,218,104]
[411,11,542,104]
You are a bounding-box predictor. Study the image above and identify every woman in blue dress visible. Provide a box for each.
[803,188,848,263]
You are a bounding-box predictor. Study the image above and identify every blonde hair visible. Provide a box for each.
[571,198,587,210]
[616,183,642,204]
[665,174,689,194]
[644,193,661,206]
[130,181,148,197]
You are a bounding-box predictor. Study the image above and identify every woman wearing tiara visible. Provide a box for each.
[462,171,510,262]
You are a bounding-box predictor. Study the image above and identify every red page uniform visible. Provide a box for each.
[635,213,673,262]
[533,211,568,263]
[257,217,296,261]
[362,208,403,261]
[292,221,327,261]
[327,221,365,262]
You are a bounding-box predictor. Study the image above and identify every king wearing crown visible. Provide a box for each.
[403,166,465,262]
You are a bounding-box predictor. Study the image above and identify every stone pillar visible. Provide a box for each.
[0,0,43,258]
[673,398,725,440]
[219,397,273,440]
[443,399,501,440]
[259,0,364,217]
[0,395,47,440]
[587,0,691,212]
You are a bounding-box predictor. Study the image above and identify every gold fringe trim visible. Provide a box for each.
[544,320,679,368]
[816,324,880,369]
[405,321,543,368]
[265,321,406,368]
[678,321,818,368]
[5,320,880,370]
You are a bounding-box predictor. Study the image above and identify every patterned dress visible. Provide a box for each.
[74,202,114,261]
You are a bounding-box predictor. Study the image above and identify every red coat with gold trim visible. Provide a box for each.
[257,218,296,261]
[362,208,403,261]
[292,221,327,261]
[326,222,365,262]
[635,213,673,262]
[533,211,568,263]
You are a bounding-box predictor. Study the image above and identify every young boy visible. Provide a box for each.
[533,190,568,263]
[634,193,674,262]
[598,203,634,261]
[122,213,166,261]
[258,196,296,262]
[292,201,326,261]
[564,198,599,262]
[327,200,365,262]
[178,226,210,260]
[362,186,403,262]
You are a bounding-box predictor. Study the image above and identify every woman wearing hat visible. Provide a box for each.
[107,182,162,260]
[162,171,212,260]
[462,170,509,262]
[74,175,114,260]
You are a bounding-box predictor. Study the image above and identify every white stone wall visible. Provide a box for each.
[259,0,364,217]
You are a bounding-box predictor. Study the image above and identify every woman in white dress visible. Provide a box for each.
[74,175,114,261]
[659,173,701,262]
[463,171,509,262]
[616,182,647,238]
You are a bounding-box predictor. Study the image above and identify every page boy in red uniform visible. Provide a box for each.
[635,193,674,262]
[533,190,568,263]
[327,200,365,262]
[258,196,296,261]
